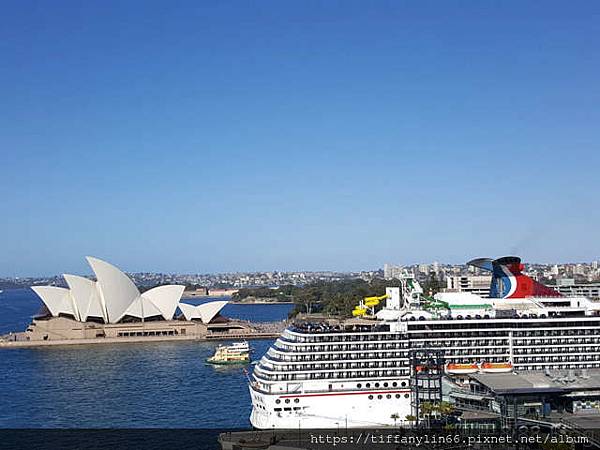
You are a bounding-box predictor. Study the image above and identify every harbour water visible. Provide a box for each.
[0,289,292,428]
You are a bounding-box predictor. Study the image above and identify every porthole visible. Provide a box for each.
[357,383,362,389]
[285,399,290,404]
[377,395,383,399]
[401,381,407,387]
[395,394,401,399]
[294,398,299,403]
[383,382,388,387]
[375,383,380,388]
[392,382,397,387]
[275,399,281,404]
[366,383,371,388]
[404,394,410,399]
[368,395,373,400]
[386,394,391,399]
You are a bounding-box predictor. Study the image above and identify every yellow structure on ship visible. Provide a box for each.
[352,294,389,317]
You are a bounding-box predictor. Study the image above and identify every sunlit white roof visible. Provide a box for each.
[31,286,77,318]
[178,300,228,323]
[31,257,185,324]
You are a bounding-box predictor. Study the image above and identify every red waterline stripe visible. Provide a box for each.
[280,390,411,399]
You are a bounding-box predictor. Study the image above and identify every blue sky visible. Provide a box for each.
[1,1,599,276]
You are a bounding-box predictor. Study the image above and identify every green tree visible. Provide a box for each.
[419,401,435,427]
[422,273,443,297]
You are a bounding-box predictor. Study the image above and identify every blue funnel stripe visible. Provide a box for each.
[489,265,514,298]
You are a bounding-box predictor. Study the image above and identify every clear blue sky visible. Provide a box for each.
[1,1,599,276]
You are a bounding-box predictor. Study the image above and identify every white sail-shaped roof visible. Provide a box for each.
[86,256,140,323]
[123,296,163,319]
[178,300,228,323]
[178,302,200,321]
[142,285,185,320]
[199,300,228,323]
[31,286,77,318]
[63,274,105,322]
[31,257,189,324]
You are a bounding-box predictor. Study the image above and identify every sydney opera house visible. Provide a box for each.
[25,257,253,342]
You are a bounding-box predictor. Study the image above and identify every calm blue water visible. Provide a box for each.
[0,289,292,428]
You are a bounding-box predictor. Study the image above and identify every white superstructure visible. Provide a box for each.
[248,257,600,429]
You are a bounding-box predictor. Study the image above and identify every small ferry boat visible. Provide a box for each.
[228,341,251,353]
[206,341,251,365]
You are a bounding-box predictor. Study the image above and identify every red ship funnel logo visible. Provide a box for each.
[467,256,561,299]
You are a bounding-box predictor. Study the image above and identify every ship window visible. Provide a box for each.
[377,395,383,399]
[401,381,407,387]
[285,399,290,404]
[366,383,371,388]
[274,408,282,412]
[375,383,380,388]
[386,394,391,399]
[368,395,373,400]
[395,394,401,399]
[275,399,281,404]
[294,399,299,403]
[357,383,362,388]
[392,382,397,387]
[404,394,410,399]
[383,382,388,387]
[284,408,291,411]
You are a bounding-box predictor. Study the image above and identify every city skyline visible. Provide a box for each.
[2,1,599,276]
[4,258,599,284]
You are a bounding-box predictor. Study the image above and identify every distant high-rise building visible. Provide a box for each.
[445,275,492,298]
[418,264,429,275]
[383,263,403,280]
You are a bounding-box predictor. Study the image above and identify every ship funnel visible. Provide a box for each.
[468,256,561,299]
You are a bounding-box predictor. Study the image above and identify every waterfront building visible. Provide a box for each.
[452,370,600,421]
[21,257,255,343]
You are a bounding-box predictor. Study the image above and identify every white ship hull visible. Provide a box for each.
[249,385,412,429]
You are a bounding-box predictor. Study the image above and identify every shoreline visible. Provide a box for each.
[180,293,294,305]
[229,301,294,305]
[0,331,281,349]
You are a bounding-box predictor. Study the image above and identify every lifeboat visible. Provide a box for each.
[445,363,479,374]
[480,362,513,373]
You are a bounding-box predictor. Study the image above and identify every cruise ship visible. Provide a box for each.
[248,256,600,428]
